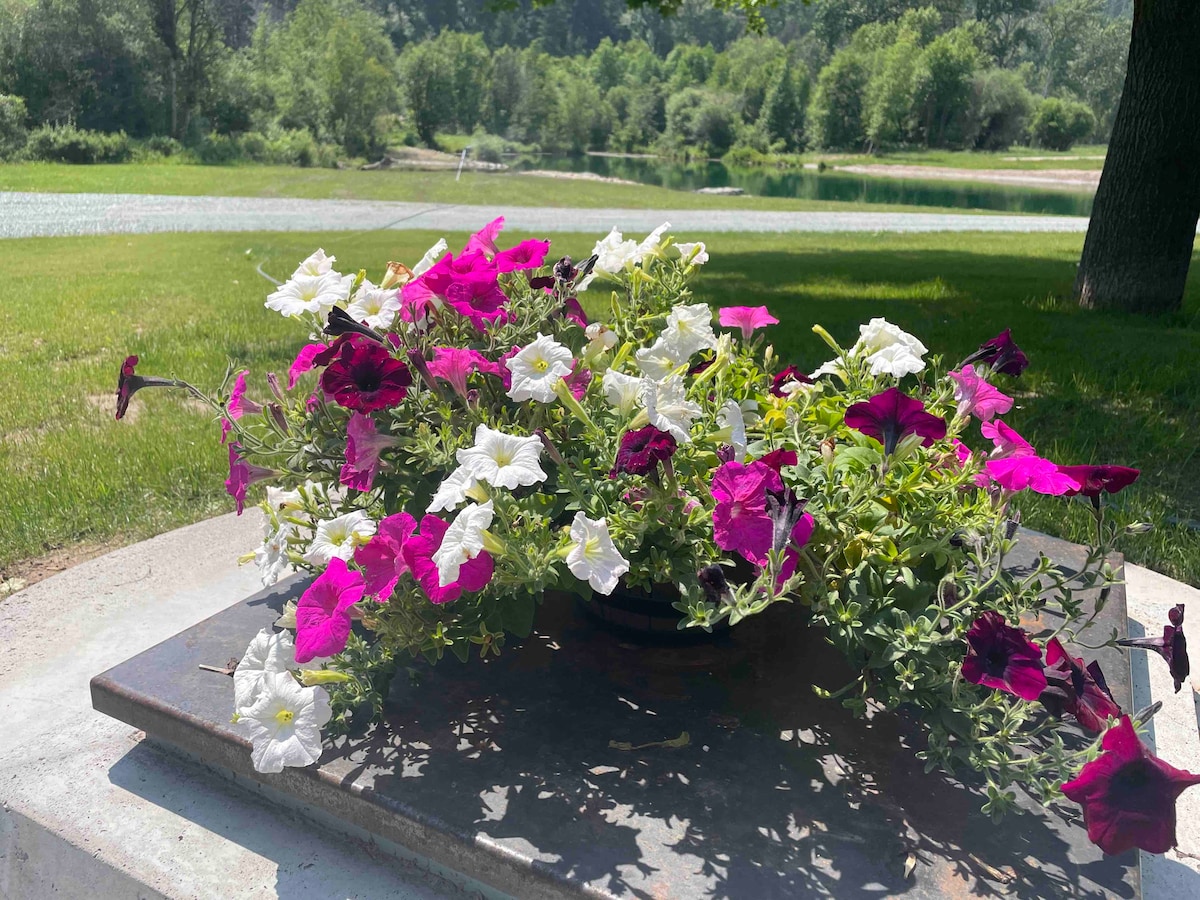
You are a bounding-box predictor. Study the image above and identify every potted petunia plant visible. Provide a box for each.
[117,218,1195,857]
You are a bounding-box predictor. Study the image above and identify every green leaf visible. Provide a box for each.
[502,592,537,638]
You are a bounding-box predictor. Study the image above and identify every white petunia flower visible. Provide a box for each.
[234,628,295,710]
[255,521,294,587]
[345,279,401,329]
[275,600,298,630]
[717,400,748,462]
[433,501,495,587]
[591,227,642,275]
[235,671,331,773]
[637,221,671,258]
[662,302,718,359]
[634,338,684,381]
[675,241,709,265]
[584,323,618,358]
[852,318,928,376]
[428,465,479,514]
[412,238,448,277]
[602,369,643,415]
[864,342,926,378]
[303,511,376,566]
[456,425,547,490]
[641,375,701,444]
[566,513,630,596]
[506,333,574,403]
[811,358,846,380]
[292,249,336,278]
[265,272,353,318]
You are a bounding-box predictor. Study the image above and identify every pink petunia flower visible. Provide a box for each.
[719,306,779,342]
[295,557,366,663]
[222,370,263,444]
[565,360,592,401]
[495,239,551,273]
[1062,715,1200,855]
[427,347,492,399]
[985,455,1081,496]
[981,420,1035,459]
[339,412,398,492]
[288,343,328,390]
[710,461,780,566]
[1041,638,1122,734]
[401,515,494,604]
[775,512,816,587]
[354,512,417,600]
[225,442,275,515]
[463,216,505,258]
[947,366,1013,422]
[443,278,511,330]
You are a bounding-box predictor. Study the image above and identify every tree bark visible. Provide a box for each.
[1075,0,1200,315]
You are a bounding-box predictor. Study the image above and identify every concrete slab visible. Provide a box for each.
[0,512,473,900]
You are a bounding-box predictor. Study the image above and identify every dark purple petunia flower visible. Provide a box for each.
[1117,604,1190,693]
[1057,465,1141,499]
[961,611,1047,701]
[528,275,556,291]
[1040,638,1122,734]
[115,354,184,420]
[758,448,798,475]
[1061,715,1200,855]
[561,296,588,329]
[770,365,813,398]
[320,340,413,413]
[324,307,387,344]
[611,425,678,478]
[843,387,947,456]
[961,328,1029,376]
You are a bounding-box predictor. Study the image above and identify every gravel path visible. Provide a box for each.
[0,190,1096,238]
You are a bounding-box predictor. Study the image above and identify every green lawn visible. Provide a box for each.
[0,162,997,214]
[813,146,1107,171]
[2,229,1198,589]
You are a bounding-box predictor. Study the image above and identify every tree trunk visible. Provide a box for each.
[169,56,177,139]
[1075,0,1200,315]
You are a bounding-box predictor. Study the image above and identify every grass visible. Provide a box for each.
[2,229,1199,590]
[811,146,1107,171]
[0,162,1006,214]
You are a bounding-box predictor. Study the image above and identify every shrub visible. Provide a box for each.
[1030,97,1096,152]
[192,133,243,165]
[970,69,1035,151]
[665,89,738,158]
[24,125,133,163]
[142,135,184,158]
[468,132,518,164]
[0,94,29,160]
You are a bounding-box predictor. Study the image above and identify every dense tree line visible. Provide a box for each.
[0,0,1130,163]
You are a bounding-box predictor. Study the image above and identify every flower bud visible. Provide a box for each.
[820,438,836,466]
[1125,522,1154,535]
[299,669,352,686]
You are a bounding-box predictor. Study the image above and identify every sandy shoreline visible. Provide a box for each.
[833,163,1100,191]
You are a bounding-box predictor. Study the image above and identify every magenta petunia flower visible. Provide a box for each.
[562,296,588,330]
[565,360,592,401]
[225,442,276,515]
[227,370,263,421]
[1040,638,1122,734]
[295,557,366,663]
[962,328,1029,377]
[1058,465,1141,499]
[463,216,505,258]
[985,455,1080,496]
[770,365,813,398]
[443,277,511,330]
[288,343,328,390]
[115,354,179,419]
[711,461,779,566]
[340,412,397,492]
[427,347,491,399]
[1061,715,1200,855]
[758,448,798,474]
[947,366,1013,422]
[401,515,494,604]
[719,306,779,341]
[320,340,412,413]
[1118,604,1189,692]
[495,239,551,273]
[843,387,947,456]
[961,610,1047,701]
[611,426,677,478]
[354,512,417,600]
[495,346,521,391]
[776,512,816,587]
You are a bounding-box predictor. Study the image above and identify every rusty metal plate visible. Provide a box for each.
[92,530,1138,899]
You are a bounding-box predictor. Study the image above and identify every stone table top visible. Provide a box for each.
[92,530,1138,900]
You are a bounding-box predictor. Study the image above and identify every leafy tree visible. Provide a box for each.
[969,67,1033,149]
[0,93,28,158]
[758,60,808,150]
[149,0,225,139]
[665,87,738,155]
[908,23,982,148]
[1029,95,1094,150]
[806,48,869,149]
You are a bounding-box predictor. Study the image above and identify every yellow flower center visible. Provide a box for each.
[533,357,549,373]
[492,448,514,467]
[275,709,295,725]
[584,536,602,561]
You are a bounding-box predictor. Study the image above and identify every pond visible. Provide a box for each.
[514,154,1095,217]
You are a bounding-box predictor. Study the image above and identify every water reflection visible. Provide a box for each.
[515,155,1094,217]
